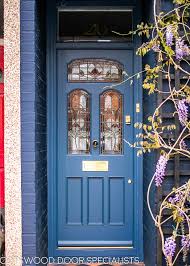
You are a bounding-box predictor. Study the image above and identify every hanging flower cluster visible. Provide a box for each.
[177,99,189,126]
[164,237,176,258]
[168,192,183,204]
[165,25,190,60]
[176,38,190,60]
[166,25,174,47]
[181,235,190,249]
[155,155,168,186]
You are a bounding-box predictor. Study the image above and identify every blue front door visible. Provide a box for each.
[57,49,135,252]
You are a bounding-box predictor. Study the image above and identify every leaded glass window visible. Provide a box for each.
[68,59,123,82]
[100,90,123,154]
[68,89,90,154]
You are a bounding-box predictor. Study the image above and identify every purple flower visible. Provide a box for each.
[164,237,176,258]
[168,197,174,204]
[181,235,190,250]
[174,192,183,202]
[168,192,183,204]
[166,26,173,46]
[180,140,187,150]
[177,99,189,126]
[155,155,168,186]
[176,38,190,60]
[178,209,185,219]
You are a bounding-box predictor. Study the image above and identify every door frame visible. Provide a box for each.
[47,1,143,260]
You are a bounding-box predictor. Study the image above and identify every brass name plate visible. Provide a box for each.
[82,161,109,172]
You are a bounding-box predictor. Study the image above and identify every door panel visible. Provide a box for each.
[57,50,134,248]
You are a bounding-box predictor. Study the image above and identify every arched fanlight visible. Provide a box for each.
[68,59,123,83]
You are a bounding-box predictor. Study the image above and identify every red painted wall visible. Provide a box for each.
[0,45,4,208]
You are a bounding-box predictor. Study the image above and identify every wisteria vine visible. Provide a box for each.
[141,0,190,265]
[114,0,190,265]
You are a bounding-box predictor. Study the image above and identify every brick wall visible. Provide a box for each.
[35,0,47,261]
[21,0,47,264]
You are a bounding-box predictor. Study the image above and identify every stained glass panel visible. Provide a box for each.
[68,59,123,82]
[100,90,123,154]
[68,89,90,154]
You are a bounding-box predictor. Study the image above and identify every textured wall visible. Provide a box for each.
[35,0,48,260]
[142,0,157,265]
[21,0,47,265]
[21,1,36,262]
[4,0,22,265]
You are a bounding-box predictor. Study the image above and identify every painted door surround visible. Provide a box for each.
[48,47,143,260]
[47,1,143,261]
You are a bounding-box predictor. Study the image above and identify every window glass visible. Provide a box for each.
[68,89,90,154]
[100,90,123,154]
[58,10,133,42]
[68,59,123,83]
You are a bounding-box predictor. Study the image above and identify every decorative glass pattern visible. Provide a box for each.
[68,59,123,82]
[68,89,90,154]
[100,90,123,154]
